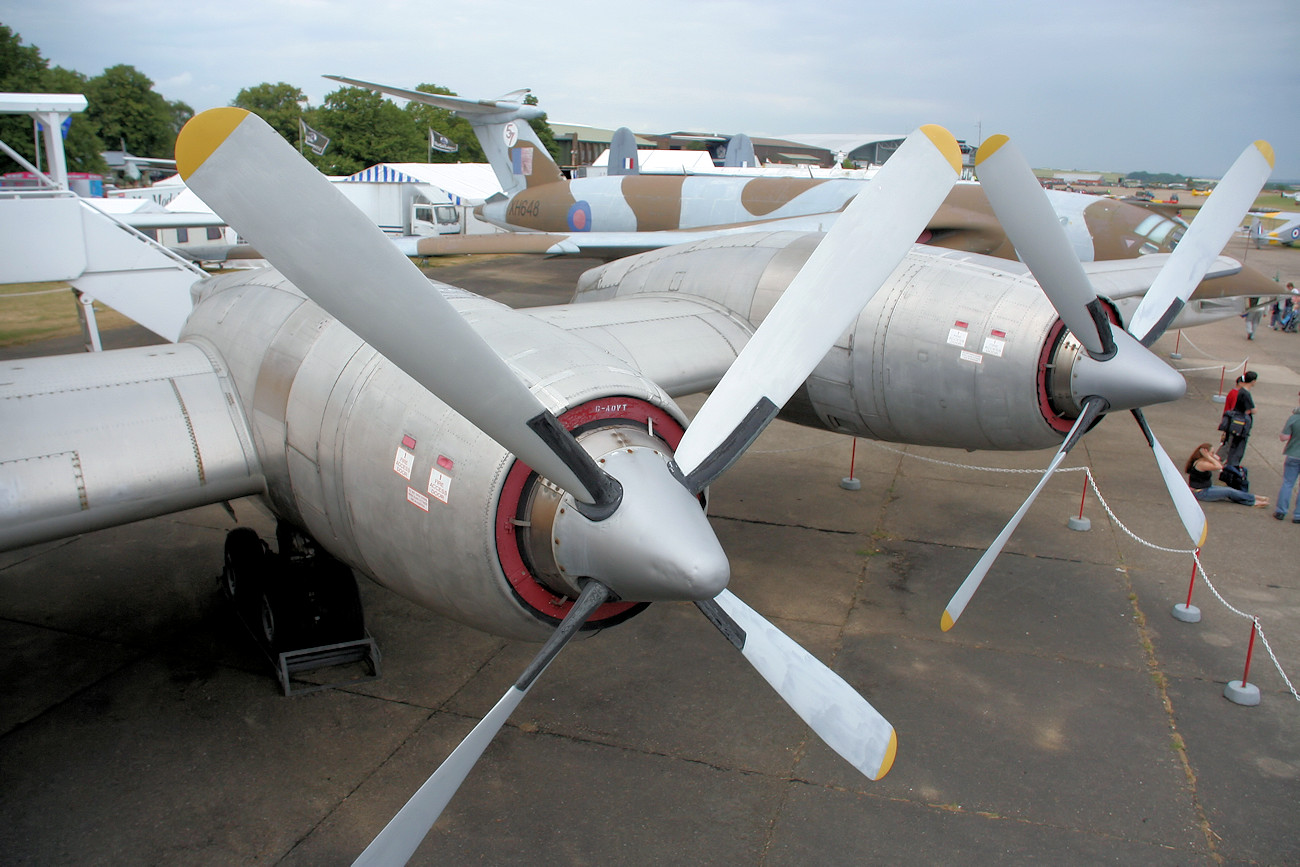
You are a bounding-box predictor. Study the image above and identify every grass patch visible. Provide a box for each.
[0,282,135,347]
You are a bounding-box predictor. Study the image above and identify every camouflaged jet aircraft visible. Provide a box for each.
[326,75,1235,277]
[0,100,1275,864]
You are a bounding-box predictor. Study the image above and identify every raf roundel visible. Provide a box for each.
[568,201,593,232]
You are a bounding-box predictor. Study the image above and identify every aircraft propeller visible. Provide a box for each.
[942,135,1273,631]
[177,109,963,865]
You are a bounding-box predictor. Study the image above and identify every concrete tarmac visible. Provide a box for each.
[2,250,1298,865]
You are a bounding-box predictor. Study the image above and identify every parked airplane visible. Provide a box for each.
[1249,210,1300,246]
[0,101,1270,864]
[324,76,1205,267]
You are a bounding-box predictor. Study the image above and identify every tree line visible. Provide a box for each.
[0,24,559,181]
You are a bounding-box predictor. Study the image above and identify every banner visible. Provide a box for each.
[300,119,330,156]
[429,129,458,154]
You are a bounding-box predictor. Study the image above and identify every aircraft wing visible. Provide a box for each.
[528,294,754,397]
[1082,253,1278,301]
[402,185,1016,261]
[0,343,265,552]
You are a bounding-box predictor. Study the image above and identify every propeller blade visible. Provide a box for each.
[974,135,1115,359]
[1132,409,1209,547]
[353,581,611,867]
[697,590,897,780]
[175,108,618,511]
[1126,141,1274,345]
[942,397,1106,632]
[672,125,963,493]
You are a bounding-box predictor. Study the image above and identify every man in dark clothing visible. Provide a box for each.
[1220,371,1258,468]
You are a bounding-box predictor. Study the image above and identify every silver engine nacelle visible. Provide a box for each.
[577,233,1105,451]
[183,270,691,641]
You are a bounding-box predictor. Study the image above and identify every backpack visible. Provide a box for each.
[1219,464,1249,492]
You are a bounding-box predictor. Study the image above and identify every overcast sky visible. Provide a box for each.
[3,0,1298,178]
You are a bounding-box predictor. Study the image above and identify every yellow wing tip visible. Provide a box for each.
[920,124,962,174]
[1197,520,1209,550]
[1254,140,1275,170]
[940,610,955,632]
[176,107,251,179]
[873,729,899,780]
[974,134,1010,167]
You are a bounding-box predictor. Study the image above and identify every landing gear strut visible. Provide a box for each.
[220,521,380,695]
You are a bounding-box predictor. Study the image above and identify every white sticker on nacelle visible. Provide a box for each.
[428,468,452,505]
[394,447,414,480]
[406,486,430,512]
[947,328,968,348]
[982,337,1006,357]
[960,350,983,364]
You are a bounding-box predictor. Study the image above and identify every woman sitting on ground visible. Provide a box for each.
[1184,443,1270,507]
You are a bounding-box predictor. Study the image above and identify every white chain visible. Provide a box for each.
[865,440,1299,702]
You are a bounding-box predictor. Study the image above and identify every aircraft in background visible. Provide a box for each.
[0,101,1272,863]
[325,76,1215,270]
[1249,210,1300,246]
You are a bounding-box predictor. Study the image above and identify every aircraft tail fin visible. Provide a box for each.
[723,133,758,168]
[608,127,640,176]
[324,76,565,195]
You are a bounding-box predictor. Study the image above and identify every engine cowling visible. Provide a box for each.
[576,233,1101,452]
[182,270,691,640]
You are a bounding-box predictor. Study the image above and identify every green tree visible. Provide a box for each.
[0,26,106,175]
[233,81,307,144]
[84,64,189,158]
[307,86,425,174]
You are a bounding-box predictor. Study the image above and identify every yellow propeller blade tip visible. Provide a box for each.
[974,134,1010,167]
[1254,140,1275,170]
[940,610,955,632]
[874,729,899,780]
[176,107,251,180]
[920,124,963,174]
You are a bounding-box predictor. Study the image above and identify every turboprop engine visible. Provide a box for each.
[574,233,1126,451]
[182,269,695,640]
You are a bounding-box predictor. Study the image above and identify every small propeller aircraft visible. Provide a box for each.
[0,98,1272,864]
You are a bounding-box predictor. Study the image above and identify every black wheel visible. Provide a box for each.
[222,527,268,605]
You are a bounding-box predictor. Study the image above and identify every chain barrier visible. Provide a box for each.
[866,439,1299,702]
[1167,331,1250,375]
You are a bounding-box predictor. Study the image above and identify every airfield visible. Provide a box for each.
[2,241,1299,865]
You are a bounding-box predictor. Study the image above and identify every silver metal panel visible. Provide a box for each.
[0,343,263,550]
[531,295,753,396]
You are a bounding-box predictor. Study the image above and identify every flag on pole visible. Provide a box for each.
[300,118,330,156]
[429,128,458,154]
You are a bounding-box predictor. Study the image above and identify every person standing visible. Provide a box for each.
[1245,299,1263,339]
[1275,393,1300,522]
[1220,371,1258,467]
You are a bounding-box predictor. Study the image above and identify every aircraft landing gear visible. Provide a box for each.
[220,522,380,695]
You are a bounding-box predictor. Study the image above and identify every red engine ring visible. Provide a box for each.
[494,396,688,627]
[1036,301,1122,435]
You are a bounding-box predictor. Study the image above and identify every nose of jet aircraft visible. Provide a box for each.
[550,444,730,602]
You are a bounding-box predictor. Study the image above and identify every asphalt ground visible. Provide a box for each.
[2,246,1298,865]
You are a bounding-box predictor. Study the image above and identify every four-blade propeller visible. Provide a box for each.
[178,109,962,865]
[942,136,1272,631]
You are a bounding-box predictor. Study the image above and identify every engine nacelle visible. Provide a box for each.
[182,270,690,640]
[576,233,1104,452]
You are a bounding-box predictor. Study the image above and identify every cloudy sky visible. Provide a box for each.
[4,0,1298,178]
